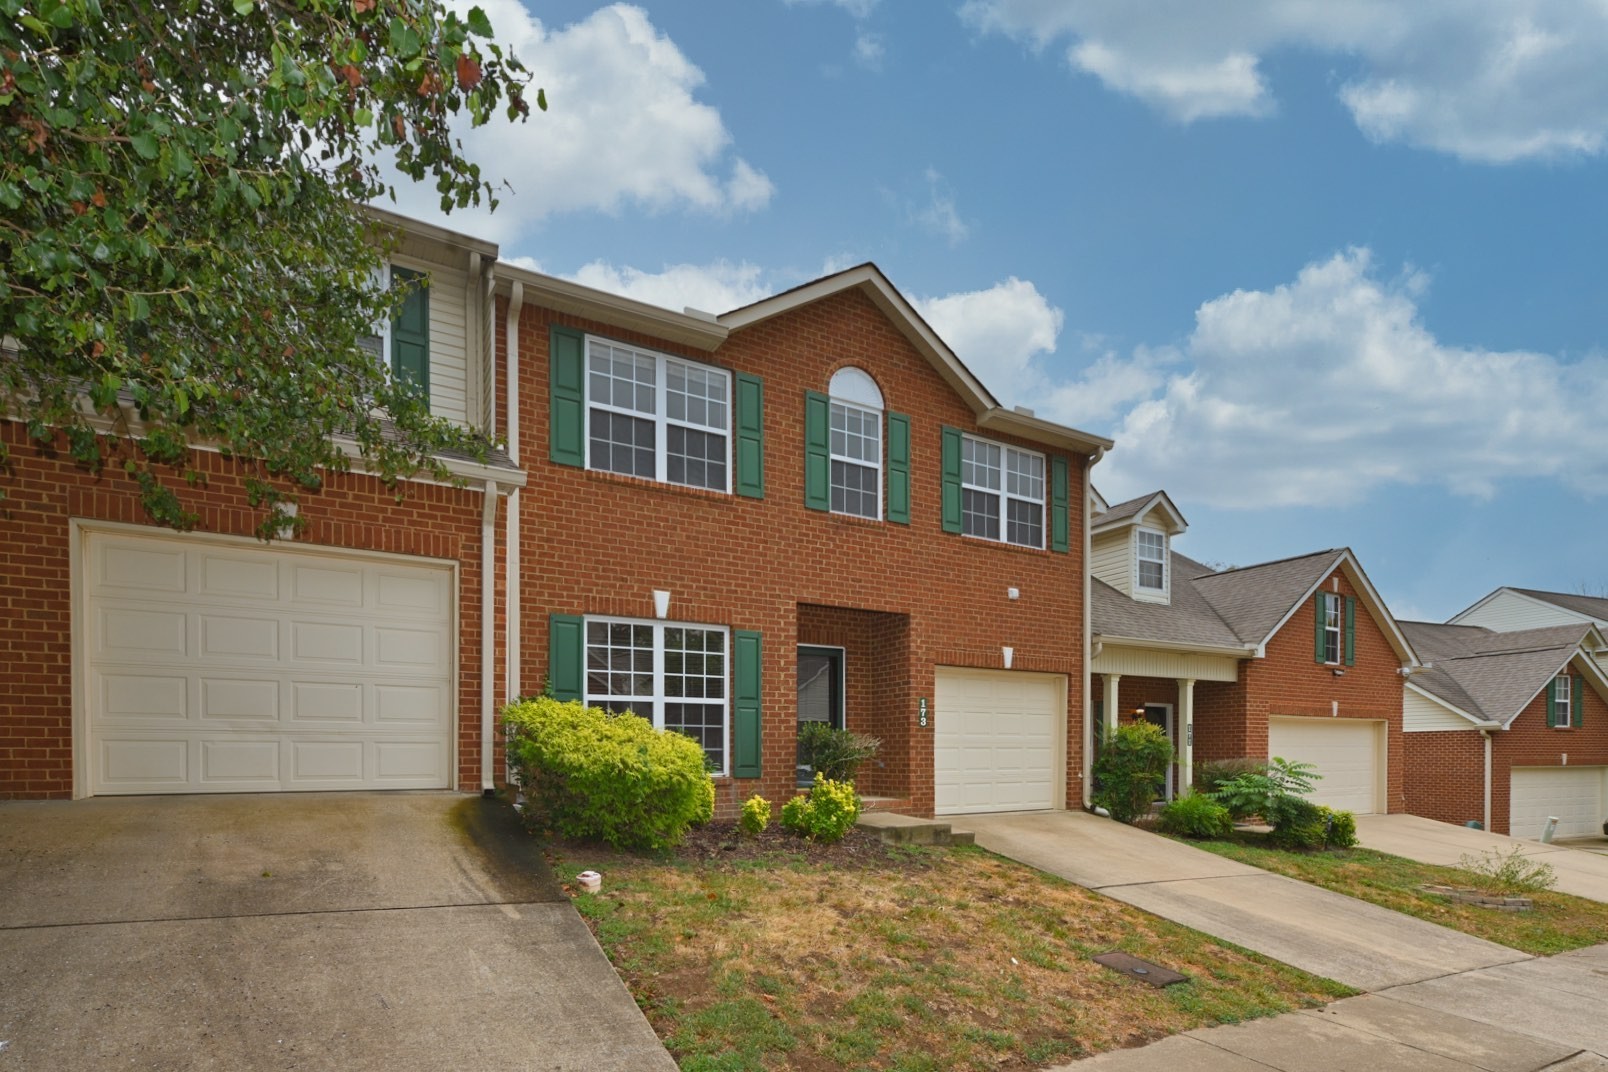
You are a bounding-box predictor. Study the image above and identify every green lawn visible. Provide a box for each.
[1185,834,1608,955]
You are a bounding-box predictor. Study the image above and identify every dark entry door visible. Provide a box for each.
[797,646,844,785]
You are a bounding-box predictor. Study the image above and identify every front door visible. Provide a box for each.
[797,646,844,786]
[1141,704,1174,800]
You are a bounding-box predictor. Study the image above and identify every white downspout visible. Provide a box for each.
[1481,729,1493,831]
[480,477,497,794]
[504,281,523,711]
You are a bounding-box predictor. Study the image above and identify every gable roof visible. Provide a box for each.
[1450,586,1608,632]
[1092,554,1248,652]
[1091,490,1187,535]
[719,264,1114,459]
[1400,620,1607,727]
[1190,549,1345,647]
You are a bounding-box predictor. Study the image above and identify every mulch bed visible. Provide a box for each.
[546,820,939,872]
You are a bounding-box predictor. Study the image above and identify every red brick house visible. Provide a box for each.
[0,211,525,799]
[500,262,1110,817]
[3,217,1113,820]
[1399,620,1608,837]
[1088,491,1419,814]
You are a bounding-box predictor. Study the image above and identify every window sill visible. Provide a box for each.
[956,532,1055,556]
[821,510,888,530]
[582,467,737,505]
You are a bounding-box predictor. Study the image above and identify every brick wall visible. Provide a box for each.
[0,420,502,799]
[510,286,1088,817]
[1402,730,1485,826]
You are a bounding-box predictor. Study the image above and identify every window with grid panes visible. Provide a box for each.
[961,434,1045,548]
[586,337,730,491]
[1137,529,1166,591]
[584,618,729,773]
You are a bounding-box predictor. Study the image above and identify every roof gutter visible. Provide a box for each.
[1094,634,1259,660]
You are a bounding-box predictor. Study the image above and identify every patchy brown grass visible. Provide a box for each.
[550,825,1352,1072]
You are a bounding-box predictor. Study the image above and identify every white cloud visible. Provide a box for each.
[910,169,969,245]
[566,260,777,314]
[1089,248,1608,506]
[960,0,1608,161]
[785,0,880,19]
[383,3,773,240]
[915,278,1062,401]
[853,32,886,70]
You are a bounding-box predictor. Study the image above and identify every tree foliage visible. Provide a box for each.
[0,0,541,534]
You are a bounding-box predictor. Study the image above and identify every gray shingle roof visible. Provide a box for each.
[1092,554,1246,649]
[1092,492,1157,526]
[1191,550,1345,646]
[1400,620,1588,725]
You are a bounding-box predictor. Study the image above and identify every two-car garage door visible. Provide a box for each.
[83,529,455,795]
[934,667,1065,815]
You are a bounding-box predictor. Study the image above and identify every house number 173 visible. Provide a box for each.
[918,697,928,727]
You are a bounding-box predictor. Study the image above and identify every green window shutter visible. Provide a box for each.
[391,267,430,399]
[1546,677,1558,728]
[886,411,911,524]
[1344,596,1356,666]
[549,325,586,467]
[1573,673,1584,728]
[1314,594,1326,663]
[735,372,765,499]
[548,614,584,702]
[1050,455,1070,553]
[732,630,763,778]
[940,426,963,534]
[804,391,830,511]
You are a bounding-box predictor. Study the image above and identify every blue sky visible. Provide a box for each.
[396,1,1608,621]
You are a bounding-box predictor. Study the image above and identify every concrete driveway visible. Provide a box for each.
[0,792,675,1072]
[1357,813,1608,903]
[960,810,1529,992]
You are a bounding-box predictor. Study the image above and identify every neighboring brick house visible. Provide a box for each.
[1399,620,1608,838]
[499,262,1110,818]
[1088,491,1419,814]
[0,210,525,799]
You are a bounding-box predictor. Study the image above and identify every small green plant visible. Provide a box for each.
[780,773,860,843]
[797,722,882,782]
[1268,801,1358,851]
[1207,756,1319,826]
[740,794,772,836]
[1091,720,1174,823]
[1322,807,1358,849]
[503,696,715,852]
[1458,846,1558,894]
[1193,757,1268,798]
[1156,791,1234,839]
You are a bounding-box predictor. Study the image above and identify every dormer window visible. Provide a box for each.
[827,367,883,520]
[1137,529,1166,591]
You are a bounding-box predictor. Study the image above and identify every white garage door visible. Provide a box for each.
[83,529,455,795]
[934,667,1064,815]
[1268,717,1382,815]
[1511,767,1607,840]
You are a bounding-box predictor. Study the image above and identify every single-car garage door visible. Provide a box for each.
[1268,717,1382,815]
[934,667,1064,815]
[82,528,455,795]
[1511,767,1607,840]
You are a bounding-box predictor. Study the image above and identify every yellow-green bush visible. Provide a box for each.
[779,773,860,843]
[503,696,714,852]
[740,794,771,836]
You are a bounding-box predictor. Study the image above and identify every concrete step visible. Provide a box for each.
[856,812,956,847]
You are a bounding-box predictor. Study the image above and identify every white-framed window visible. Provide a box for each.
[828,367,883,519]
[586,337,731,492]
[961,434,1045,548]
[1137,529,1167,591]
[1321,593,1343,664]
[584,617,729,773]
[1554,673,1574,728]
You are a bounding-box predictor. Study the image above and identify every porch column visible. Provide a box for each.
[1178,678,1196,792]
[1102,674,1121,735]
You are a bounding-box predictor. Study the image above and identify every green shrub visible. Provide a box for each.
[1207,756,1319,826]
[1269,801,1358,851]
[1193,757,1268,802]
[797,722,881,782]
[1156,791,1234,839]
[1457,846,1557,894]
[503,696,714,852]
[1091,720,1174,823]
[740,794,771,837]
[779,773,860,843]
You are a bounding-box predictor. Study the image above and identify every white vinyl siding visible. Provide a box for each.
[423,261,470,426]
[1090,644,1241,683]
[1403,688,1478,732]
[1454,591,1602,633]
[1090,531,1131,595]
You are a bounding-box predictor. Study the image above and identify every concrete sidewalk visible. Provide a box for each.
[1051,944,1608,1070]
[960,810,1529,992]
[0,793,676,1072]
[1357,813,1608,903]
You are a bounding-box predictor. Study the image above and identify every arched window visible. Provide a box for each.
[828,367,883,518]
